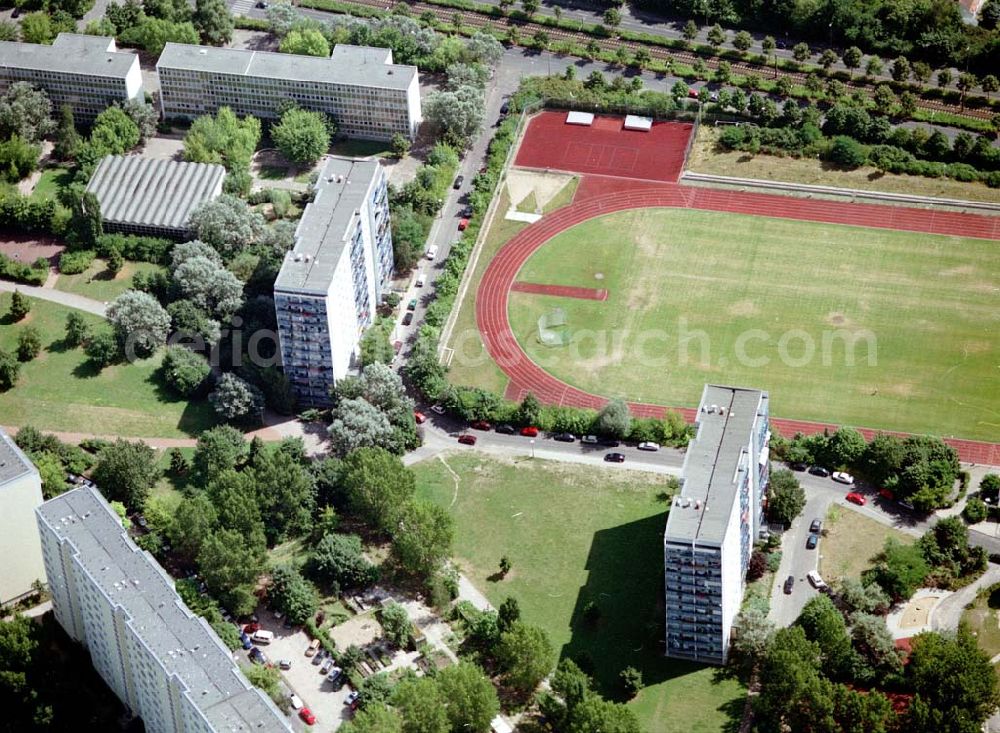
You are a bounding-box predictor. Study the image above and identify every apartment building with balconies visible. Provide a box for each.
[274,156,393,406]
[664,384,770,664]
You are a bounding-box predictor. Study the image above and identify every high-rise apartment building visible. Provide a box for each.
[274,156,393,406]
[0,34,143,120]
[156,43,421,140]
[36,486,293,733]
[664,384,770,664]
[0,427,45,606]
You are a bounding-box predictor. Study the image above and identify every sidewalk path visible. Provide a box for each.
[0,280,107,316]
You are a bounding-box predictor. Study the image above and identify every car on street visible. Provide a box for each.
[806,533,819,549]
[289,694,304,710]
[311,649,326,665]
[846,492,866,506]
[688,87,701,98]
[601,438,621,447]
[326,667,342,683]
[453,175,464,190]
[879,488,894,500]
[299,708,316,726]
[239,632,252,650]
[807,570,830,592]
[604,452,626,463]
[495,424,516,434]
[832,471,855,485]
[393,340,402,354]
[243,622,260,634]
[320,658,334,674]
[249,647,267,665]
[407,298,417,311]
[637,441,660,451]
[279,659,292,670]
[552,433,575,442]
[783,575,794,594]
[402,312,413,326]
[581,435,598,444]
[458,218,469,231]
[431,404,446,415]
[345,691,361,709]
[520,426,539,437]
[414,411,427,424]
[500,100,510,115]
[789,462,808,471]
[471,420,492,430]
[458,434,477,445]
[808,466,831,477]
[809,519,822,533]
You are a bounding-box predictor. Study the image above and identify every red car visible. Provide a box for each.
[243,622,260,634]
[414,411,427,424]
[846,492,866,506]
[879,488,894,500]
[688,87,700,99]
[458,434,477,445]
[458,218,469,231]
[299,708,316,726]
[471,420,491,430]
[520,426,539,437]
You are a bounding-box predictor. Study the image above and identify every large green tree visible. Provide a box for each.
[271,107,331,165]
[436,662,499,733]
[391,677,448,733]
[341,447,416,534]
[496,621,555,694]
[310,532,378,589]
[193,424,249,482]
[167,494,218,563]
[193,0,233,45]
[392,500,453,579]
[248,447,316,543]
[766,469,806,526]
[268,564,318,625]
[198,527,266,615]
[92,438,158,511]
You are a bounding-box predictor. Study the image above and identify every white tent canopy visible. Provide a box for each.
[566,111,594,126]
[624,114,653,131]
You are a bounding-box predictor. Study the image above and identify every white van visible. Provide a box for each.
[426,245,438,260]
[806,571,829,591]
[251,630,274,644]
[415,272,426,287]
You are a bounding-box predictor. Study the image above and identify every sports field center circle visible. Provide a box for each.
[474,178,1000,465]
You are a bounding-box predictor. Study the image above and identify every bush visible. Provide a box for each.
[161,346,212,397]
[827,136,867,168]
[58,249,96,275]
[964,497,988,524]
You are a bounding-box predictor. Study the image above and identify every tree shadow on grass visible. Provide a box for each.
[72,358,103,379]
[144,369,217,437]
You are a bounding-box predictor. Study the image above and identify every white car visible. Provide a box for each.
[637,442,660,452]
[832,471,855,485]
[289,694,304,710]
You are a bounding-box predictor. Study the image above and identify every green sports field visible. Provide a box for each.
[507,207,999,441]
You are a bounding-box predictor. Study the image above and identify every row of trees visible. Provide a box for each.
[84,0,233,55]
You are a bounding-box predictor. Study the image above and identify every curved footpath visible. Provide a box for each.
[475,178,1000,466]
[0,279,107,316]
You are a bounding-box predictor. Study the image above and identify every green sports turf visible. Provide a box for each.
[508,207,999,441]
[412,453,744,733]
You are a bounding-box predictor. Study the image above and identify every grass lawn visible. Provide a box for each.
[0,293,215,438]
[506,207,998,440]
[444,188,526,394]
[329,140,393,159]
[412,452,745,733]
[819,505,914,584]
[55,260,167,303]
[961,585,1000,665]
[542,176,579,213]
[30,167,73,201]
[688,126,1000,204]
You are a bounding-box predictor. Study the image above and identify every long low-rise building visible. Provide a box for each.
[664,384,770,665]
[36,486,294,733]
[0,427,44,606]
[274,156,393,406]
[156,43,421,141]
[0,34,142,120]
[85,155,226,239]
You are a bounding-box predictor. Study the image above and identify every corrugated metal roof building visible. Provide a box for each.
[85,155,226,240]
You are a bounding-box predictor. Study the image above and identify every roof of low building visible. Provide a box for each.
[665,385,768,547]
[156,43,416,91]
[274,156,381,294]
[36,486,292,733]
[85,155,225,233]
[0,34,137,79]
[0,427,36,486]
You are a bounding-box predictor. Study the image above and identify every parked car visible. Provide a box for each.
[520,426,539,437]
[453,175,464,190]
[251,630,274,644]
[243,622,260,634]
[604,452,626,463]
[500,99,510,115]
[471,420,491,430]
[250,647,267,665]
[637,441,660,451]
[809,519,822,534]
[426,245,438,260]
[600,438,621,447]
[415,272,426,287]
[279,659,292,670]
[553,432,576,442]
[783,575,795,594]
[458,218,469,231]
[806,533,819,549]
[240,632,253,650]
[320,658,335,674]
[808,466,831,477]
[306,639,320,656]
[407,298,417,311]
[806,570,829,591]
[326,667,342,683]
[789,462,808,471]
[832,471,855,485]
[431,404,446,415]
[581,435,599,444]
[414,411,427,424]
[688,87,701,99]
[846,492,866,506]
[879,488,894,500]
[311,649,326,665]
[299,708,316,726]
[289,694,304,710]
[393,340,402,354]
[402,312,413,326]
[345,691,361,708]
[458,434,477,445]
[495,424,516,434]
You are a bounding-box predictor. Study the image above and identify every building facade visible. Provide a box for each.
[0,427,45,606]
[0,34,142,121]
[86,155,226,239]
[36,486,294,733]
[664,384,770,664]
[156,43,421,141]
[274,157,393,406]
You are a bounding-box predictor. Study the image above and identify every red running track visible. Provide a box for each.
[475,180,1000,465]
[511,282,608,301]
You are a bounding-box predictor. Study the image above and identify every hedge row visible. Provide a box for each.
[0,252,48,285]
[58,249,96,275]
[0,194,58,233]
[94,233,174,264]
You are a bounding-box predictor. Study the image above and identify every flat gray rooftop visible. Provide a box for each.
[37,487,292,733]
[86,155,225,233]
[274,156,380,294]
[0,33,137,78]
[0,427,35,486]
[665,385,767,547]
[157,43,416,91]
